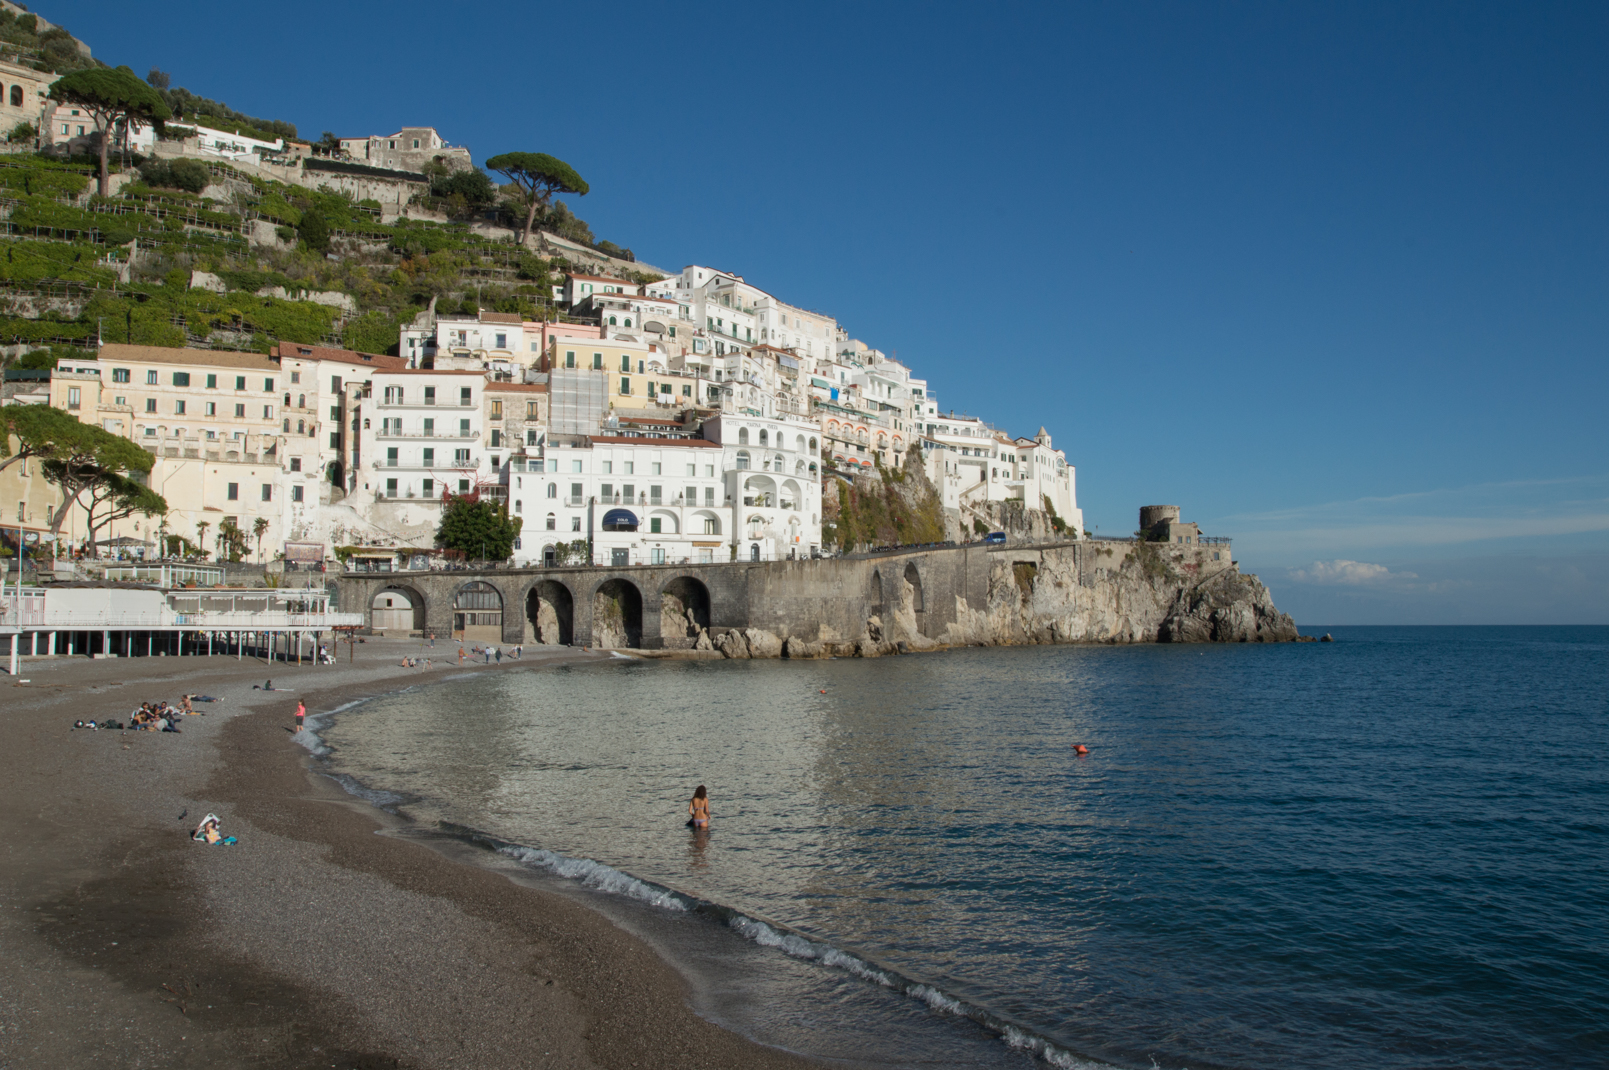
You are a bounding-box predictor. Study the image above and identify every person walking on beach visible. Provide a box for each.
[295,700,306,732]
[687,785,711,829]
[458,645,465,664]
[495,646,502,664]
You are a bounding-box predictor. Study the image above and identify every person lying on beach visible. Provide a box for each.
[191,813,237,845]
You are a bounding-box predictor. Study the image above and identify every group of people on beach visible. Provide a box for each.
[401,656,431,669]
[456,644,523,665]
[72,694,214,732]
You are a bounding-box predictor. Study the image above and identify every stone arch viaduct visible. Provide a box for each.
[332,543,1023,650]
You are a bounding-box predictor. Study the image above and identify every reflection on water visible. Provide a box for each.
[320,630,1609,1070]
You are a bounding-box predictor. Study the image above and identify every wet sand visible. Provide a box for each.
[0,638,821,1069]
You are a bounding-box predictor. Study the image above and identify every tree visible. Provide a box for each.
[484,152,588,249]
[253,517,269,562]
[83,472,167,553]
[145,68,170,90]
[38,422,155,537]
[217,517,248,562]
[436,493,522,562]
[194,520,211,560]
[48,66,171,197]
[0,403,93,475]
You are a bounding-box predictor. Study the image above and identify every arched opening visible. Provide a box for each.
[453,581,502,641]
[904,563,926,636]
[527,580,573,645]
[8,86,21,108]
[623,318,632,327]
[735,450,750,470]
[648,509,679,535]
[870,570,885,613]
[593,579,642,649]
[660,576,711,644]
[371,586,424,634]
[738,427,749,445]
[547,482,557,498]
[609,315,617,325]
[759,429,769,446]
[693,510,722,535]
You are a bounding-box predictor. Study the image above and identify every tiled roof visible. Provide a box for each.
[589,435,721,448]
[98,343,277,370]
[270,343,407,369]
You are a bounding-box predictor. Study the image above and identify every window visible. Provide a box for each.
[386,447,398,467]
[422,479,433,498]
[424,386,435,405]
[454,448,470,465]
[459,418,470,436]
[66,386,80,409]
[620,355,630,372]
[423,418,434,434]
[113,368,130,383]
[602,461,612,474]
[292,485,304,502]
[290,457,302,472]
[565,350,576,368]
[572,460,583,473]
[706,465,715,477]
[546,513,556,530]
[297,394,305,408]
[460,387,472,406]
[290,371,300,384]
[173,399,185,415]
[490,430,502,448]
[330,432,340,449]
[495,333,506,349]
[686,464,697,477]
[705,487,715,505]
[172,372,190,387]
[227,483,239,501]
[592,353,603,369]
[115,397,126,406]
[600,483,614,500]
[204,402,216,416]
[387,478,398,497]
[650,517,662,534]
[264,378,274,392]
[263,405,272,419]
[622,484,634,501]
[736,450,750,469]
[385,386,404,404]
[669,326,676,338]
[422,447,435,465]
[261,484,272,502]
[526,429,539,446]
[624,462,634,475]
[145,398,157,413]
[235,376,246,390]
[458,479,470,493]
[146,370,159,385]
[204,373,216,389]
[739,428,749,444]
[8,86,18,107]
[704,517,719,534]
[619,377,631,395]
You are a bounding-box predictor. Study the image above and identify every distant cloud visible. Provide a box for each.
[1287,559,1416,585]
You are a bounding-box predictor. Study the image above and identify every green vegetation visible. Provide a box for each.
[137,157,210,193]
[484,152,589,248]
[0,403,158,535]
[147,71,297,143]
[0,9,97,73]
[1041,493,1067,535]
[822,452,946,552]
[436,493,522,561]
[48,66,172,197]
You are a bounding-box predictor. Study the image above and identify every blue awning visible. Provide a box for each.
[601,508,639,531]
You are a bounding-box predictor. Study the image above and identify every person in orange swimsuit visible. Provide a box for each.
[687,785,711,829]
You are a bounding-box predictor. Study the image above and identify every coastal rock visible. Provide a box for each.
[694,629,713,651]
[743,629,783,659]
[715,629,750,659]
[784,637,824,659]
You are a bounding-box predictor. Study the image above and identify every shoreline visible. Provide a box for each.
[0,639,824,1069]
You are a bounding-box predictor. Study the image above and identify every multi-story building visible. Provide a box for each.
[507,433,730,567]
[355,368,489,544]
[336,127,471,173]
[703,413,822,560]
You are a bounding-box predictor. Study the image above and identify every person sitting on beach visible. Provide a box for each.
[688,785,711,829]
[191,813,237,845]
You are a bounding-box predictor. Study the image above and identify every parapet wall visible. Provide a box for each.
[334,538,1297,656]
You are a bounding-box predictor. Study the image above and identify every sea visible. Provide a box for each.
[311,626,1609,1070]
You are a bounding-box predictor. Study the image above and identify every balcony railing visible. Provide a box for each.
[375,429,478,439]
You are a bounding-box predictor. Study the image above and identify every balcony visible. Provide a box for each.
[374,428,477,439]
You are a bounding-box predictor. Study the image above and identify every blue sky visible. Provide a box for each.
[46,1,1609,623]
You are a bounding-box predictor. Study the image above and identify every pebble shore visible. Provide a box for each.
[0,637,821,1069]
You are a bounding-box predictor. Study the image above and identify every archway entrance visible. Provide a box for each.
[592,579,643,649]
[660,577,711,645]
[453,581,502,642]
[371,586,424,634]
[527,581,573,645]
[870,570,885,615]
[904,562,925,637]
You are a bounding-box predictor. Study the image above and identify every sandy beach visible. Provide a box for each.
[0,638,821,1070]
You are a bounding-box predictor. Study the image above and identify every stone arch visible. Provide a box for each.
[904,562,926,636]
[648,509,680,534]
[371,584,426,634]
[691,510,722,535]
[592,578,643,649]
[660,576,711,644]
[453,580,502,641]
[870,570,884,612]
[781,478,803,510]
[527,579,573,645]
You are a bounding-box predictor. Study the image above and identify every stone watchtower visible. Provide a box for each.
[1140,504,1201,544]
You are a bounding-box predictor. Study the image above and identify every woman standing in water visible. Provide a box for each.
[687,785,711,829]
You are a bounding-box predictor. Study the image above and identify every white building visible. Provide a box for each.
[355,369,489,542]
[704,413,822,560]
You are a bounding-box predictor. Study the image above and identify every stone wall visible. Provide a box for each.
[332,538,1297,656]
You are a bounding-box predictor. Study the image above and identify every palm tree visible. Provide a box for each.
[253,517,269,563]
[194,520,210,561]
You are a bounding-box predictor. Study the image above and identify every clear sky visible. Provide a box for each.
[45,1,1609,623]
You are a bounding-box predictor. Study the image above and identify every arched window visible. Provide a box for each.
[735,450,750,470]
[298,394,305,408]
[808,437,817,452]
[796,435,805,452]
[8,86,20,108]
[623,318,632,327]
[738,427,749,445]
[547,483,557,498]
[546,513,556,530]
[759,429,769,446]
[609,315,617,325]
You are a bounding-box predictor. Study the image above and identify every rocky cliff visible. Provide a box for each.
[704,539,1298,660]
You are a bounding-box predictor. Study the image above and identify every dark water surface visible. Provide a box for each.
[316,627,1609,1069]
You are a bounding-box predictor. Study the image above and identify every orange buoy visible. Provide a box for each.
[1073,744,1089,755]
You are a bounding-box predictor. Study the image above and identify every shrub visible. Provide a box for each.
[6,121,34,144]
[138,158,210,194]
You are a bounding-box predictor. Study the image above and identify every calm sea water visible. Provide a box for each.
[315,627,1609,1070]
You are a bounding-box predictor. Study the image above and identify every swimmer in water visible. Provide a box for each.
[687,784,710,829]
